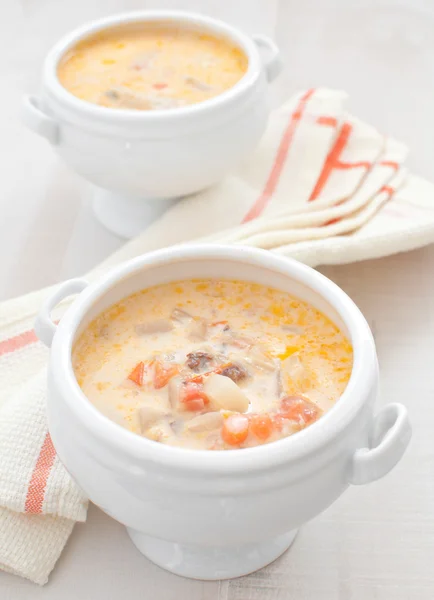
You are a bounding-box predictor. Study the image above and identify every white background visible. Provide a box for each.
[1,1,434,598]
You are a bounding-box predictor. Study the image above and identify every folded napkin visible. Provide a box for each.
[2,87,434,585]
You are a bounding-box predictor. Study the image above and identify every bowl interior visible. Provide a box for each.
[47,11,259,120]
[73,258,349,346]
[54,247,376,471]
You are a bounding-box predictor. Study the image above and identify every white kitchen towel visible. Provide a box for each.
[2,87,434,585]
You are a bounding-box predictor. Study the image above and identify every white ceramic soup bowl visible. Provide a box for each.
[35,245,411,580]
[22,11,281,238]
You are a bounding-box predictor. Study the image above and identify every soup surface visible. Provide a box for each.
[73,280,353,450]
[58,25,248,110]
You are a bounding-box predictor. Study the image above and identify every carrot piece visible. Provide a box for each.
[128,361,145,386]
[152,82,168,90]
[153,362,180,389]
[249,414,273,441]
[186,374,204,384]
[221,414,249,446]
[271,413,286,432]
[180,382,209,411]
[211,320,229,326]
[184,397,206,411]
[280,395,320,424]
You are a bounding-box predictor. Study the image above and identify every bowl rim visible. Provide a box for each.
[43,10,262,123]
[50,244,377,474]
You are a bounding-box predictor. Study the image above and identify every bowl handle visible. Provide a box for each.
[252,35,283,83]
[348,403,411,485]
[35,279,88,348]
[21,95,59,145]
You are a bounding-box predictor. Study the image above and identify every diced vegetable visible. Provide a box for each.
[185,373,205,384]
[280,395,320,425]
[168,376,183,408]
[184,397,206,411]
[281,354,308,388]
[211,320,230,332]
[271,413,285,432]
[131,51,156,71]
[212,320,228,327]
[152,82,168,90]
[135,320,173,335]
[222,333,254,349]
[221,414,249,446]
[138,405,168,432]
[185,76,213,91]
[188,318,208,342]
[103,88,153,110]
[153,361,180,389]
[171,307,193,323]
[249,414,273,441]
[282,324,305,335]
[203,373,249,413]
[186,351,214,372]
[303,389,334,411]
[219,362,248,383]
[180,382,209,412]
[128,361,145,386]
[245,347,276,371]
[187,411,223,432]
[146,420,174,442]
[105,89,120,101]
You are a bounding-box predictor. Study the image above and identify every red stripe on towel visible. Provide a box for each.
[381,185,395,195]
[25,433,56,514]
[316,116,338,127]
[379,160,399,170]
[0,328,38,357]
[335,160,371,170]
[242,88,316,223]
[309,122,353,201]
[323,217,341,226]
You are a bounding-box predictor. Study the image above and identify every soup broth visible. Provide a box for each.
[58,25,248,110]
[73,280,353,450]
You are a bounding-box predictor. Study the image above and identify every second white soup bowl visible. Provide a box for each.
[35,245,411,580]
[22,11,282,238]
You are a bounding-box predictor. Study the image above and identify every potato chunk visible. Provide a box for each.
[137,405,168,433]
[203,373,249,413]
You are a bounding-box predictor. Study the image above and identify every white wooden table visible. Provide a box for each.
[1,1,434,598]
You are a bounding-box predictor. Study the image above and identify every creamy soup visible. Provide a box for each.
[58,25,248,110]
[73,280,353,450]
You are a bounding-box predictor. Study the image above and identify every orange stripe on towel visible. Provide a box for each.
[379,160,399,170]
[335,160,371,170]
[316,116,338,127]
[381,185,395,195]
[309,122,353,201]
[0,328,38,357]
[25,433,56,514]
[242,88,315,223]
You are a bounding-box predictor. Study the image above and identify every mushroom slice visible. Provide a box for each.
[137,405,168,433]
[145,420,174,443]
[186,411,223,432]
[168,376,183,410]
[245,347,276,371]
[171,308,193,323]
[188,318,208,342]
